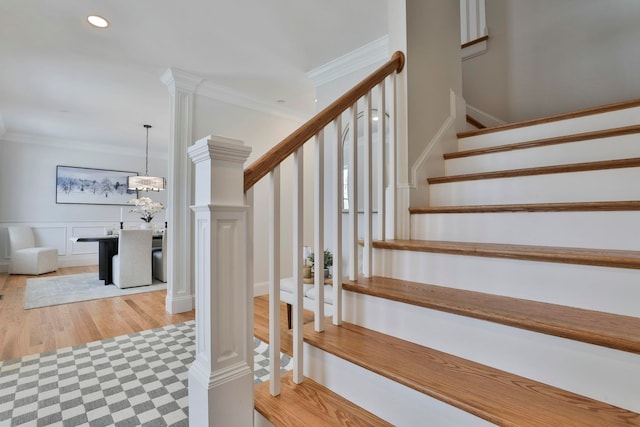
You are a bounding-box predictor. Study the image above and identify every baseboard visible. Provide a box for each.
[466,104,507,129]
[254,280,269,296]
[165,293,194,314]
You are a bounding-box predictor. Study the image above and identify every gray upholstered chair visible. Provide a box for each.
[8,226,58,275]
[152,230,167,282]
[111,229,152,288]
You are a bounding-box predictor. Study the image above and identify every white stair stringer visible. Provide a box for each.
[302,342,493,427]
[372,247,640,317]
[458,106,640,151]
[339,289,640,413]
[410,211,640,250]
[429,167,640,206]
[446,132,640,175]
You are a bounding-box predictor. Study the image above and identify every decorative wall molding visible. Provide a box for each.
[0,222,112,272]
[0,132,167,160]
[307,36,390,87]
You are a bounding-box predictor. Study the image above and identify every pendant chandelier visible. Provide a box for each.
[128,124,166,192]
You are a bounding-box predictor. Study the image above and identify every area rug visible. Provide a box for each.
[24,273,167,309]
[0,321,292,426]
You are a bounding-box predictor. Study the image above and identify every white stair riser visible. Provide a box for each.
[372,248,640,317]
[430,168,640,206]
[303,344,492,427]
[341,291,640,413]
[411,211,640,250]
[459,107,640,150]
[447,133,640,175]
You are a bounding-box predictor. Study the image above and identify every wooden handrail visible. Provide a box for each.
[244,51,405,192]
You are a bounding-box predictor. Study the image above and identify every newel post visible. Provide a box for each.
[187,135,253,426]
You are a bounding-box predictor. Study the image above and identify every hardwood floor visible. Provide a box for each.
[0,266,308,361]
[253,295,315,356]
[0,266,194,361]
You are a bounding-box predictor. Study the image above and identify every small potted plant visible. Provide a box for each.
[307,249,333,278]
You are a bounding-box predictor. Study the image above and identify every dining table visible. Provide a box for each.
[73,234,162,285]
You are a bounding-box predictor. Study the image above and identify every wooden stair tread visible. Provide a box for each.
[428,157,640,185]
[372,239,640,269]
[254,371,392,427]
[342,275,640,354]
[446,124,640,159]
[409,200,640,214]
[305,322,640,426]
[457,98,640,138]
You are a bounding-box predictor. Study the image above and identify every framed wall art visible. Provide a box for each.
[56,165,138,205]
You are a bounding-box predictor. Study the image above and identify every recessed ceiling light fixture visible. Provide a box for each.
[87,15,109,28]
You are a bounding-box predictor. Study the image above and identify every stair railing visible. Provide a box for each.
[244,51,405,396]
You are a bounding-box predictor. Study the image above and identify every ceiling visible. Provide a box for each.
[0,0,388,154]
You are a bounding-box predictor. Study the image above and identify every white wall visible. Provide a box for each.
[192,96,307,284]
[0,95,307,281]
[463,0,640,123]
[314,60,388,279]
[0,136,168,270]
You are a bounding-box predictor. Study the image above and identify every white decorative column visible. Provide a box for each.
[161,69,202,313]
[187,135,253,426]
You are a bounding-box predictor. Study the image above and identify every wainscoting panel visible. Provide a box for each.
[0,222,151,272]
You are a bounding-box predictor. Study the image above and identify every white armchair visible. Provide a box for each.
[111,229,153,288]
[152,230,166,282]
[8,226,58,275]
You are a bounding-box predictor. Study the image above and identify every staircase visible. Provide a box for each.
[255,99,640,426]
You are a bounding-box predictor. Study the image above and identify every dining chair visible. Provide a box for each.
[8,226,58,275]
[152,229,167,282]
[111,229,152,288]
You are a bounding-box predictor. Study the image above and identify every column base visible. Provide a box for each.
[188,362,254,426]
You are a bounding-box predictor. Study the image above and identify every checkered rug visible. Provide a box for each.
[0,321,292,426]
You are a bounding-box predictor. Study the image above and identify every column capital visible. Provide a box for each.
[188,135,252,165]
[188,135,252,207]
[161,68,203,94]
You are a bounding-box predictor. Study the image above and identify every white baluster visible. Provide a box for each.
[269,166,281,396]
[387,74,398,241]
[348,105,359,280]
[314,130,325,331]
[292,148,304,383]
[333,116,343,326]
[377,81,387,242]
[363,92,373,278]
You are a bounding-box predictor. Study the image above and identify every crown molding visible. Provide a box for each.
[161,67,309,123]
[1,132,168,160]
[196,80,310,123]
[307,35,389,87]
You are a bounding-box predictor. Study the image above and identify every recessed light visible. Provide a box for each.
[372,116,379,121]
[87,15,109,28]
[276,99,286,104]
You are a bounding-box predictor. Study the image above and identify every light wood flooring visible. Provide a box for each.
[0,266,306,361]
